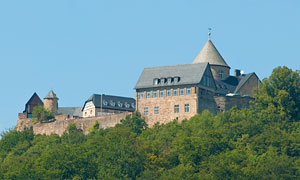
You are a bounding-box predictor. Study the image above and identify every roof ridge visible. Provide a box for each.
[144,62,209,70]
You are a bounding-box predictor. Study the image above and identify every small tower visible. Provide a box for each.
[192,40,230,81]
[44,90,59,114]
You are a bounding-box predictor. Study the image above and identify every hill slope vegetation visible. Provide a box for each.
[1,66,300,180]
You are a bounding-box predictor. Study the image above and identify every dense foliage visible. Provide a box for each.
[32,105,55,124]
[1,66,300,179]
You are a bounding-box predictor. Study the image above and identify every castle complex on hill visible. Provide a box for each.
[17,36,260,135]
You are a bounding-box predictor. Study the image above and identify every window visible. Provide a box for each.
[184,104,189,112]
[218,70,223,79]
[207,76,210,86]
[110,101,116,106]
[203,76,210,87]
[160,90,164,97]
[90,110,93,114]
[173,89,178,96]
[174,77,179,83]
[144,107,148,115]
[140,93,144,99]
[147,91,151,98]
[103,100,108,105]
[125,103,130,108]
[153,91,157,98]
[167,77,172,84]
[161,78,166,84]
[174,104,179,113]
[154,79,159,85]
[131,103,135,108]
[167,89,171,96]
[118,102,123,107]
[187,88,191,95]
[180,88,184,96]
[154,106,159,114]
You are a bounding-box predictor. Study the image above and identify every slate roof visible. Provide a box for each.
[83,94,136,112]
[234,73,257,93]
[192,40,230,68]
[135,63,209,89]
[215,73,258,95]
[44,90,58,99]
[215,80,237,95]
[57,107,83,117]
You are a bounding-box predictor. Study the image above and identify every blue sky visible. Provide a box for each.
[1,0,300,132]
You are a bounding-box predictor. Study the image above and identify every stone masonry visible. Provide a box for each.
[17,112,131,136]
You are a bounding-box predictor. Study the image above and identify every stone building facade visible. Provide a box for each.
[135,39,260,126]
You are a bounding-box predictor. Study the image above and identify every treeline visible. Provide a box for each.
[1,66,300,180]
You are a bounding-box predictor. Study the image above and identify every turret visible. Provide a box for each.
[192,39,230,81]
[44,90,59,114]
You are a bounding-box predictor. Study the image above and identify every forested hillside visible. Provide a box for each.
[1,66,300,180]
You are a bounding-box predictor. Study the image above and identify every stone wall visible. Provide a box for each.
[138,86,205,127]
[198,88,218,114]
[236,74,260,96]
[210,65,230,81]
[16,112,131,136]
[214,95,252,112]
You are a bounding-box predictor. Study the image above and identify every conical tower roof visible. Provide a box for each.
[192,40,230,68]
[44,90,59,99]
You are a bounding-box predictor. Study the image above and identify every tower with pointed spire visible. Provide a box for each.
[192,39,230,81]
[44,90,59,114]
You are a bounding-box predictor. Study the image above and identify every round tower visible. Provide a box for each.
[192,40,230,81]
[44,90,59,114]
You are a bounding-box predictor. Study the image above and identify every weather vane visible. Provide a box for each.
[208,28,212,40]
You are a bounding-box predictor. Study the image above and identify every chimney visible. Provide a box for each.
[234,69,241,77]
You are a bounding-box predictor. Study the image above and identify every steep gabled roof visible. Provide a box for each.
[44,90,58,99]
[234,73,260,93]
[23,92,43,113]
[135,63,210,89]
[192,40,230,68]
[83,94,136,112]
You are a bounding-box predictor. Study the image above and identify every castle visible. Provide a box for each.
[17,37,260,135]
[135,39,260,126]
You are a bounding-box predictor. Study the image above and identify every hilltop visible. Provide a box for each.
[1,66,300,179]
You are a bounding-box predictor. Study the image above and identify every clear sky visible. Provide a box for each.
[1,0,300,133]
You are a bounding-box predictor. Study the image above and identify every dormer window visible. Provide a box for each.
[125,103,130,108]
[118,102,123,107]
[154,79,159,85]
[103,100,108,106]
[167,77,172,84]
[160,78,166,84]
[174,77,180,83]
[110,101,115,106]
[131,103,135,108]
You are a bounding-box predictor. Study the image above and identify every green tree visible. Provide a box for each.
[88,121,100,134]
[253,66,300,122]
[32,105,55,124]
[118,111,148,134]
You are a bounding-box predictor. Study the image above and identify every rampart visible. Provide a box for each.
[16,112,131,136]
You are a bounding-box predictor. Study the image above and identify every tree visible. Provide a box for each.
[88,121,100,134]
[253,66,300,122]
[118,111,148,134]
[32,105,55,124]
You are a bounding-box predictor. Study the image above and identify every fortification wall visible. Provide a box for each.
[17,112,131,136]
[214,95,253,112]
